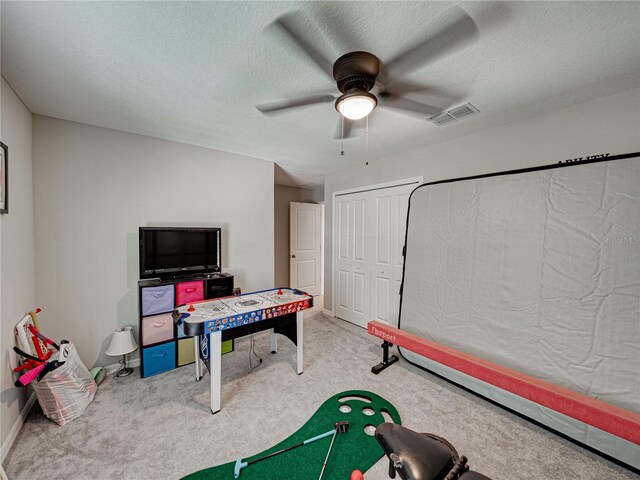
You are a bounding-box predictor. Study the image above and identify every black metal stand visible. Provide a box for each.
[371,341,399,374]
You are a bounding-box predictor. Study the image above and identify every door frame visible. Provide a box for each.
[331,177,423,320]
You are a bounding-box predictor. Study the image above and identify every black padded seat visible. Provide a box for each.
[374,423,492,480]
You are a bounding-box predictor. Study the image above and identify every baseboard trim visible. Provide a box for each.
[322,308,334,317]
[1,358,142,462]
[1,391,37,463]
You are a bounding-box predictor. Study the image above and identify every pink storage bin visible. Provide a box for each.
[141,313,174,346]
[176,280,204,305]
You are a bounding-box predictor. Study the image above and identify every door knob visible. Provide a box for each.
[291,254,296,258]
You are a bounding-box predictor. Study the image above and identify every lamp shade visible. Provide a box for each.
[106,326,138,356]
[335,91,377,120]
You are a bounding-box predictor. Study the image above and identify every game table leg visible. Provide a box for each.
[209,331,222,414]
[194,334,203,381]
[296,311,303,375]
[270,328,277,353]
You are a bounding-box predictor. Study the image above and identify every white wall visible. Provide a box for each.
[0,78,36,457]
[323,87,640,313]
[32,116,275,368]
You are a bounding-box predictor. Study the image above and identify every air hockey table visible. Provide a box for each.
[173,288,313,413]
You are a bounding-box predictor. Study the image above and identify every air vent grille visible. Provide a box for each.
[429,102,479,126]
[430,113,456,125]
[448,104,476,118]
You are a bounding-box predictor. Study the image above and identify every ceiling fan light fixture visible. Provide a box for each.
[335,91,377,120]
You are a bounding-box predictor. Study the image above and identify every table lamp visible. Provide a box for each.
[106,326,138,377]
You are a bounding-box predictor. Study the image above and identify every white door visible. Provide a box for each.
[290,202,322,296]
[334,179,420,328]
[370,187,413,327]
[335,193,369,326]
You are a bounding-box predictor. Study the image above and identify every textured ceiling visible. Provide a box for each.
[2,1,639,187]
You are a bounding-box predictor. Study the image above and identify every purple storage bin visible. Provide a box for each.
[141,285,175,316]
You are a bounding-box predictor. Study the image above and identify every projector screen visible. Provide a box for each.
[399,153,640,467]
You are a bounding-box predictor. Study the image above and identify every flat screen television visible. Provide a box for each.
[139,227,221,280]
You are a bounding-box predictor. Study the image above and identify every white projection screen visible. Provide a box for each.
[399,153,640,468]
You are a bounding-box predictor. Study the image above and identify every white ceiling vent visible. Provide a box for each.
[429,102,479,126]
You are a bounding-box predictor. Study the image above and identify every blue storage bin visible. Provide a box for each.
[142,342,176,377]
[141,285,174,316]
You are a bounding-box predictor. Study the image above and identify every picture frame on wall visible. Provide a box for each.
[0,142,7,214]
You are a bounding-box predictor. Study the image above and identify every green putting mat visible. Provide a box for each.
[182,390,401,480]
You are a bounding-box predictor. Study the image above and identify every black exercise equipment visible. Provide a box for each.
[375,423,492,480]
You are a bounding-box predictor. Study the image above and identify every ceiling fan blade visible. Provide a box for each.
[269,12,335,79]
[377,79,459,103]
[385,9,479,78]
[378,96,444,119]
[256,95,335,115]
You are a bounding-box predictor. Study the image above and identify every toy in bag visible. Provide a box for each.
[13,309,56,386]
[14,309,97,425]
[30,341,97,425]
[14,309,52,359]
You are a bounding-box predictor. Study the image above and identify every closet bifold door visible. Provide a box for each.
[334,181,417,329]
[335,191,370,328]
[369,187,412,328]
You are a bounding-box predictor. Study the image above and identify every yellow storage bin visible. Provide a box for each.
[178,338,234,366]
[221,339,234,355]
[177,338,196,366]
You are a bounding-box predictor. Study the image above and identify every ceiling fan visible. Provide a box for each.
[256,8,480,138]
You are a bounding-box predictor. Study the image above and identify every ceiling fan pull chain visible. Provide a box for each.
[340,116,345,156]
[365,115,369,163]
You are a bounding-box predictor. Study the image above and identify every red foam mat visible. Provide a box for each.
[368,321,640,445]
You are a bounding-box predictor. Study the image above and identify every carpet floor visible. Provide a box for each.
[4,311,637,479]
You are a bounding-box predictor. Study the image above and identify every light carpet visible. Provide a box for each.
[4,312,637,479]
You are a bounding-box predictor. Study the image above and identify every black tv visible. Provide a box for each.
[139,227,221,280]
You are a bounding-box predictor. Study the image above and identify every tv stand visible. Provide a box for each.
[138,273,234,378]
[143,271,229,282]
